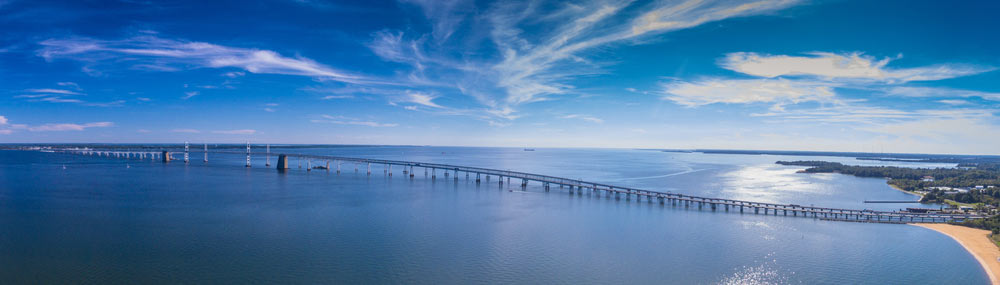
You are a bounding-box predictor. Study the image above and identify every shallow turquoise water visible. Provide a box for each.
[0,147,988,284]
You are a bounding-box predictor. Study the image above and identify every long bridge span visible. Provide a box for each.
[50,146,986,224]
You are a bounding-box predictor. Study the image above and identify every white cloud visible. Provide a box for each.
[137,129,151,133]
[137,97,151,101]
[25,88,82,95]
[750,104,994,124]
[321,95,353,100]
[400,0,471,42]
[37,35,366,83]
[372,0,801,120]
[720,52,992,83]
[311,115,398,127]
[182,91,199,99]
[264,108,275,112]
[171,129,200,133]
[862,118,1000,142]
[560,114,604,123]
[212,129,256,135]
[0,115,7,125]
[937,99,970,105]
[404,106,418,111]
[886,86,1000,101]
[662,78,836,107]
[27,122,113,132]
[403,91,443,108]
[56,82,82,90]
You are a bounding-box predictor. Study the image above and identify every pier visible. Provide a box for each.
[51,147,985,224]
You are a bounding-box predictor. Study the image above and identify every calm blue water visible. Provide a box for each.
[0,147,987,284]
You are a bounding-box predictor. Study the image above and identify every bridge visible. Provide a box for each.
[45,145,986,224]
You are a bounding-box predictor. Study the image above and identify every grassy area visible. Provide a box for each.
[944,199,979,208]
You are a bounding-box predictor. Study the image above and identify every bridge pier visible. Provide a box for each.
[476,173,481,183]
[276,154,289,169]
[367,163,371,175]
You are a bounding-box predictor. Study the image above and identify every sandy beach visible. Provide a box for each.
[912,223,1000,285]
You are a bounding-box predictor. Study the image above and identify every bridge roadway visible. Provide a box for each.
[62,148,985,224]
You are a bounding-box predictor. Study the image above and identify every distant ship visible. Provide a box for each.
[523,148,535,151]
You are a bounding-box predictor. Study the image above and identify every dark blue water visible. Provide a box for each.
[0,147,988,284]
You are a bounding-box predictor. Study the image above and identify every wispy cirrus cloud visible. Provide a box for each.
[171,128,201,133]
[402,90,443,108]
[36,34,368,84]
[371,0,802,120]
[25,88,81,95]
[27,122,113,132]
[663,78,837,107]
[212,129,256,135]
[560,114,604,123]
[311,115,398,127]
[0,117,113,134]
[885,86,1000,101]
[15,85,125,107]
[720,52,993,83]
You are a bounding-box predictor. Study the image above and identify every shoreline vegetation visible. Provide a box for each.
[777,160,1000,233]
[775,160,1000,208]
[912,224,1000,285]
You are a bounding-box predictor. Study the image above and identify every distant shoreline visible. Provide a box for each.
[912,223,1000,285]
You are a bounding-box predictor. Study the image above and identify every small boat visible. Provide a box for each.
[523,148,535,151]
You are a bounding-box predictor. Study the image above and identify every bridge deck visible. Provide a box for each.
[59,148,985,224]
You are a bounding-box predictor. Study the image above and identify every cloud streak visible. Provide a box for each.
[560,114,604,123]
[371,0,801,120]
[212,129,256,135]
[721,52,993,83]
[37,35,367,83]
[663,78,837,107]
[311,115,398,127]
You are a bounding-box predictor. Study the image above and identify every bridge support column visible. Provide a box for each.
[276,154,289,170]
[367,163,371,175]
[476,173,481,183]
[432,168,436,180]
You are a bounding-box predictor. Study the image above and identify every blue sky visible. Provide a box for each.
[1,0,999,154]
